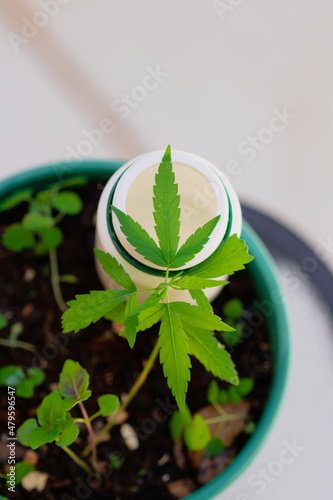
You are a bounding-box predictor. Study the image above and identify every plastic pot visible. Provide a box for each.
[0,159,290,499]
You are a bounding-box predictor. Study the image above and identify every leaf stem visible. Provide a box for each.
[49,248,67,313]
[61,446,92,474]
[0,338,36,352]
[78,401,100,473]
[82,340,160,457]
[205,413,246,425]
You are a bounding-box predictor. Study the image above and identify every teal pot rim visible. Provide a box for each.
[0,160,290,499]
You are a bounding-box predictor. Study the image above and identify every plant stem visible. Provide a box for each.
[205,413,246,425]
[62,446,92,474]
[0,338,36,352]
[79,401,100,473]
[49,248,67,313]
[82,340,160,457]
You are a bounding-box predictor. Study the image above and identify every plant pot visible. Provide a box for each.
[0,159,290,499]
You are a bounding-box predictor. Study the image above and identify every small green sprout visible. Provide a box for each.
[207,377,254,406]
[109,452,124,471]
[0,365,45,398]
[221,299,245,346]
[62,146,253,417]
[17,360,120,474]
[0,177,87,312]
[0,314,35,352]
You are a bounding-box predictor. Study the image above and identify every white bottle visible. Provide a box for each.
[95,150,242,303]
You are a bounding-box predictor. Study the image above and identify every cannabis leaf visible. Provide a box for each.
[153,145,180,263]
[171,302,234,332]
[137,304,166,332]
[189,289,212,311]
[94,249,136,291]
[62,289,133,333]
[172,275,228,290]
[158,304,191,412]
[170,216,220,268]
[112,206,166,267]
[181,322,239,384]
[121,293,139,348]
[185,234,253,279]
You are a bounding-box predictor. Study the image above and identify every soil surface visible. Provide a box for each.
[0,182,273,500]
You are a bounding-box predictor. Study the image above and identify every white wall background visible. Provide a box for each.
[0,1,333,498]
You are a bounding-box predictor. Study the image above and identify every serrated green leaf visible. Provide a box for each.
[28,427,60,450]
[153,145,180,263]
[223,299,243,320]
[0,314,8,330]
[62,289,133,333]
[17,418,38,446]
[184,414,211,451]
[185,234,253,279]
[207,380,219,404]
[112,206,166,267]
[59,360,89,400]
[172,275,228,290]
[122,294,139,348]
[42,227,63,250]
[171,302,234,332]
[181,322,239,385]
[170,216,220,268]
[22,213,55,232]
[205,437,225,458]
[52,191,83,215]
[94,249,136,291]
[37,391,67,428]
[158,304,191,412]
[56,420,79,447]
[13,461,35,485]
[3,224,36,252]
[189,289,212,311]
[129,289,164,317]
[97,394,120,417]
[238,378,254,397]
[169,406,192,441]
[137,303,165,332]
[0,189,33,212]
[104,301,127,323]
[0,365,25,387]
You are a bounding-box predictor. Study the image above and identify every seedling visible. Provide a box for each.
[0,314,35,352]
[170,377,255,457]
[0,461,35,488]
[0,365,45,399]
[0,177,86,312]
[221,299,245,347]
[62,146,253,456]
[17,360,120,474]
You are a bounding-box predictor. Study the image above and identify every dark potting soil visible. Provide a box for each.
[0,182,273,500]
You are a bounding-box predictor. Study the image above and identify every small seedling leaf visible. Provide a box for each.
[37,391,67,428]
[27,367,45,387]
[0,313,8,330]
[0,365,25,387]
[169,406,192,441]
[22,213,54,232]
[207,380,220,404]
[0,189,33,212]
[184,414,211,451]
[42,227,63,250]
[97,394,120,417]
[222,299,243,319]
[205,437,225,458]
[56,421,79,447]
[238,378,254,397]
[27,427,60,450]
[14,461,35,485]
[59,360,90,400]
[17,418,38,446]
[3,224,36,252]
[52,191,83,215]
